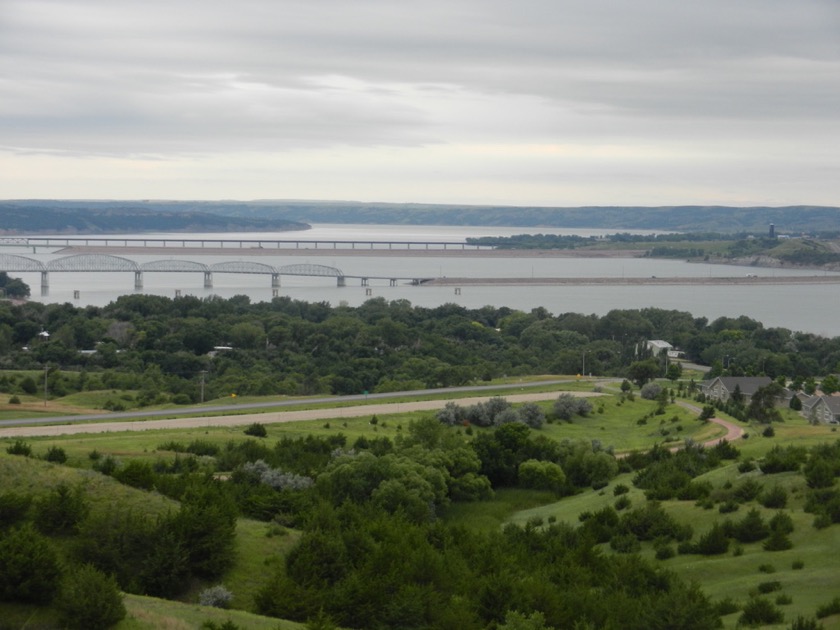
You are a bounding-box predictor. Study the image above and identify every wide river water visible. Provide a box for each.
[6,224,840,338]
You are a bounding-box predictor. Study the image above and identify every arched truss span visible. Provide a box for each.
[211,261,277,275]
[47,254,139,272]
[0,253,46,272]
[278,263,343,277]
[141,260,210,272]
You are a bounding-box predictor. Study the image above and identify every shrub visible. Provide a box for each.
[816,596,840,619]
[792,559,805,570]
[762,425,775,438]
[768,511,795,535]
[640,383,663,400]
[244,423,268,438]
[0,524,62,603]
[655,544,675,560]
[199,584,234,608]
[738,596,784,626]
[788,616,823,630]
[714,597,740,616]
[758,563,776,574]
[609,532,640,553]
[763,529,793,552]
[0,492,32,528]
[760,485,788,509]
[34,483,89,536]
[6,440,32,457]
[693,523,730,555]
[757,580,782,594]
[55,564,126,630]
[614,495,631,511]
[733,478,763,502]
[44,446,68,464]
[8,395,20,404]
[738,459,757,473]
[775,594,792,605]
[613,483,630,496]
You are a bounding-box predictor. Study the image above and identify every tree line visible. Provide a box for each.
[1,295,839,406]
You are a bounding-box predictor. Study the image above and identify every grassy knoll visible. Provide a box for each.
[121,594,306,629]
[504,451,840,629]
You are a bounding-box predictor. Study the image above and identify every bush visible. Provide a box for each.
[6,440,32,457]
[792,559,805,570]
[693,523,730,555]
[199,584,234,608]
[763,529,793,552]
[760,485,788,509]
[714,597,740,616]
[739,596,784,626]
[614,495,631,511]
[0,524,62,603]
[816,596,840,619]
[34,483,89,536]
[8,395,20,404]
[655,544,675,560]
[609,532,640,553]
[613,483,629,496]
[244,423,268,438]
[758,563,776,574]
[757,580,782,594]
[55,564,126,630]
[640,383,663,400]
[0,492,32,528]
[44,446,68,464]
[788,616,823,630]
[762,425,775,438]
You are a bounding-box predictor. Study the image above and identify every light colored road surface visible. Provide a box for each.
[0,391,601,438]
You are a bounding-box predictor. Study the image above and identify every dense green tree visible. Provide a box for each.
[55,564,126,630]
[0,524,62,603]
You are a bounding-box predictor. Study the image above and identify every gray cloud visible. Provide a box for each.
[1,0,838,203]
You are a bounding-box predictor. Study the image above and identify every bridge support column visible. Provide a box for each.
[337,276,346,287]
[135,271,143,289]
[389,279,397,286]
[40,271,49,290]
[361,278,369,286]
[271,273,280,288]
[204,272,213,288]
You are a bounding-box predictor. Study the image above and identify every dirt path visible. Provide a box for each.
[0,391,602,438]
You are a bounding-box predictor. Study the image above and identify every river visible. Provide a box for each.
[5,224,839,338]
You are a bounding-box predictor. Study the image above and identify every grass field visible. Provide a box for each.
[4,381,840,629]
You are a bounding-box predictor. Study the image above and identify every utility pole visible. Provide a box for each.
[582,350,586,377]
[43,364,48,407]
[200,370,207,403]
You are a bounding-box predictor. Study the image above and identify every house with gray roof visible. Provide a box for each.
[804,395,840,425]
[702,376,773,403]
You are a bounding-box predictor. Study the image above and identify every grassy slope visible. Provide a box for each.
[6,388,840,628]
[501,412,840,629]
[0,452,304,629]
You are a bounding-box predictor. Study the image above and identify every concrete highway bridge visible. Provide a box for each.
[0,236,487,251]
[0,253,433,293]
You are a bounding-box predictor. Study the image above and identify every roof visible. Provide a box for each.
[705,376,773,396]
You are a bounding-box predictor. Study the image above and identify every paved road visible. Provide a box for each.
[0,391,603,438]
[0,380,584,429]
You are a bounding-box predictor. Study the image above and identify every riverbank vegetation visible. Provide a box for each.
[1,295,839,411]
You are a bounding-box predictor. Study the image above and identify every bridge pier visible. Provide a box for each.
[40,271,49,291]
[337,276,346,287]
[134,271,143,289]
[271,273,280,288]
[389,279,397,286]
[204,271,213,288]
[361,278,369,286]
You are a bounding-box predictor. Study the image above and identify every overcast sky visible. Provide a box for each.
[2,0,839,206]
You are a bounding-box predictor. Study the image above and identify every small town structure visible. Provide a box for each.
[802,395,840,424]
[702,376,773,403]
[646,340,673,355]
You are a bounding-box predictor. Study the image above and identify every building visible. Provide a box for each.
[702,376,773,403]
[803,395,840,425]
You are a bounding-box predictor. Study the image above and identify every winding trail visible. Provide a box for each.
[676,400,745,448]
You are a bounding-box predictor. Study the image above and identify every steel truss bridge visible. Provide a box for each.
[0,253,431,292]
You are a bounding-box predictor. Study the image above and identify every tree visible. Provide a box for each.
[0,524,62,603]
[627,359,660,387]
[747,382,785,423]
[34,482,89,535]
[55,564,126,630]
[666,362,683,381]
[518,459,566,495]
[821,374,840,395]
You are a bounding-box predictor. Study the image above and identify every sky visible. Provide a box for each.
[1,0,839,206]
